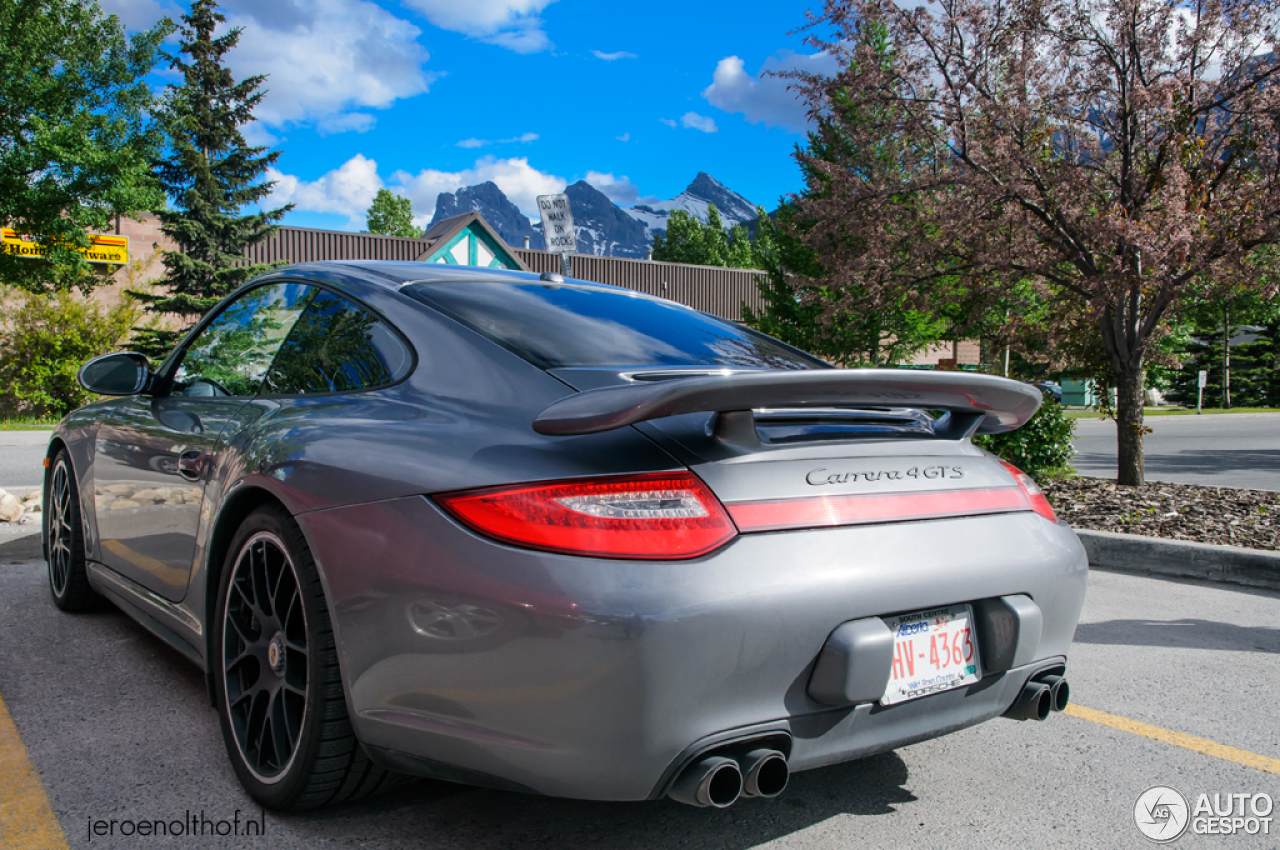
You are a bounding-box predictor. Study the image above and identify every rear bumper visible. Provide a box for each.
[297,496,1087,801]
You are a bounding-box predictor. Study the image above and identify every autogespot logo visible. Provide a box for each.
[1135,786,1191,843]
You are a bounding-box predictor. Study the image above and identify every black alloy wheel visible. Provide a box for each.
[221,530,308,782]
[45,451,102,611]
[213,504,398,810]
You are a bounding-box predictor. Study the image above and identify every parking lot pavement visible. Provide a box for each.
[1,543,1278,849]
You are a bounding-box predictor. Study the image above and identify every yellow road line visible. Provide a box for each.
[0,691,68,849]
[1066,704,1280,776]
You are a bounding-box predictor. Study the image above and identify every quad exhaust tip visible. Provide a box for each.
[667,756,744,808]
[1004,681,1052,721]
[1038,674,1070,712]
[668,749,791,807]
[1003,673,1070,721]
[741,749,789,798]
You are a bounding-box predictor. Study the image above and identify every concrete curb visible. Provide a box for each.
[1075,529,1280,592]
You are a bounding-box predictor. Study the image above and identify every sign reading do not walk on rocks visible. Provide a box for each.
[537,194,577,255]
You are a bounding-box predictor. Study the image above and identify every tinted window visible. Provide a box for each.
[265,289,410,394]
[172,283,311,397]
[405,282,823,370]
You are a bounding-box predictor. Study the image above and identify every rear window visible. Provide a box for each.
[404,281,825,370]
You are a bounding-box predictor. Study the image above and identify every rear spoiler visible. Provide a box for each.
[532,370,1042,441]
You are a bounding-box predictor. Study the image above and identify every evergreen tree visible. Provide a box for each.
[742,21,948,367]
[651,204,764,269]
[743,202,945,366]
[131,0,290,357]
[365,189,418,239]
[1166,288,1280,409]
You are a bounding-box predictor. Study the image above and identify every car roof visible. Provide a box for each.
[271,260,590,290]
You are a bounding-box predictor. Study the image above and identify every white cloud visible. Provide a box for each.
[223,0,434,131]
[99,0,175,30]
[456,132,539,148]
[702,51,839,133]
[241,120,281,147]
[316,113,377,136]
[616,132,631,142]
[264,155,651,230]
[659,118,677,128]
[263,154,385,228]
[584,171,639,206]
[400,0,557,52]
[390,156,566,223]
[592,49,636,61]
[681,112,719,133]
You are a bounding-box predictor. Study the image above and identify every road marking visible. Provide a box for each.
[1066,704,1280,775]
[0,691,68,849]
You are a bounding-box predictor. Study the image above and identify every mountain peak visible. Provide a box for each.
[426,173,760,260]
[431,182,542,249]
[686,172,727,196]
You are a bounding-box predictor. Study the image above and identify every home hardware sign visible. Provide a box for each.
[1,228,129,265]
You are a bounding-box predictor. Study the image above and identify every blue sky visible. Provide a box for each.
[102,0,839,231]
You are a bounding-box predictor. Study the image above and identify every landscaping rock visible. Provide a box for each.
[0,493,22,523]
[1044,477,1280,550]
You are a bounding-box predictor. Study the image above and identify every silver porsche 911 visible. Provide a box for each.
[45,261,1086,811]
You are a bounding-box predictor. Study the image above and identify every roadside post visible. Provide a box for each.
[1197,369,1207,414]
[537,194,576,277]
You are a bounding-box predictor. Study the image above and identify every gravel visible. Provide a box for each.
[1043,476,1280,551]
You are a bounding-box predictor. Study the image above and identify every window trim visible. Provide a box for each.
[155,277,418,401]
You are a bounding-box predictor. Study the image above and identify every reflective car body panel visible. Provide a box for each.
[46,260,1087,803]
[297,496,1084,800]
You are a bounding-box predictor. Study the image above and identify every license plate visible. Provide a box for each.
[881,604,981,705]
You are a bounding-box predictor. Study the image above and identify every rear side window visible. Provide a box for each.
[264,289,411,394]
[404,281,823,370]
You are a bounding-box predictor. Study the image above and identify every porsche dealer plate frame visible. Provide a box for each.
[881,604,981,705]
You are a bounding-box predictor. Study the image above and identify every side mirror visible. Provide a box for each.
[77,352,153,396]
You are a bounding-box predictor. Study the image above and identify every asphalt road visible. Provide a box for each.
[1,537,1277,849]
[1073,412,1280,491]
[0,430,49,493]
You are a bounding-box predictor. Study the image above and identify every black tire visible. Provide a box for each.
[45,451,103,612]
[212,503,399,810]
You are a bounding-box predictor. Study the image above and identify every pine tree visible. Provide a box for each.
[131,0,290,357]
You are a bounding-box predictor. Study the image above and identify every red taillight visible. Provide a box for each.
[999,461,1058,523]
[434,472,738,560]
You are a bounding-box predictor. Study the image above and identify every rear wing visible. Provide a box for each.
[532,370,1042,441]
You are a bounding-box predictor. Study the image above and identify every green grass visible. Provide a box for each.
[0,419,57,430]
[1066,407,1280,419]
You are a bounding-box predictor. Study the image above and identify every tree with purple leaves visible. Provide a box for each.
[789,0,1280,484]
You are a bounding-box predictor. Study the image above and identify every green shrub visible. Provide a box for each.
[0,289,141,418]
[973,398,1076,481]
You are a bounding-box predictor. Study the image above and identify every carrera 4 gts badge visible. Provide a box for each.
[806,466,966,486]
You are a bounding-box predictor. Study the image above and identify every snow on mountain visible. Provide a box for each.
[428,172,760,260]
[532,180,650,259]
[628,172,760,235]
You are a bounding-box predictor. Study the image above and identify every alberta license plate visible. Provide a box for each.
[881,604,981,705]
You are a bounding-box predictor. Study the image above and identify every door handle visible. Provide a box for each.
[178,449,207,481]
